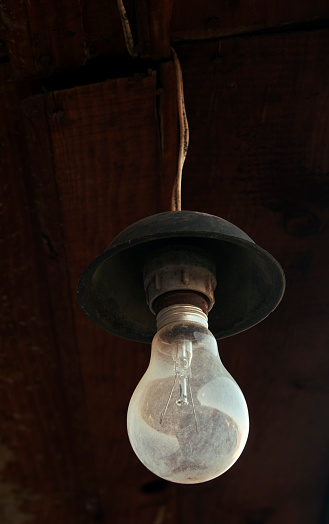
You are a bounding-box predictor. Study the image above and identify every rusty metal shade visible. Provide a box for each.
[77,211,285,343]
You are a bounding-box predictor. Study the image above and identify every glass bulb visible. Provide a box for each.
[127,304,249,484]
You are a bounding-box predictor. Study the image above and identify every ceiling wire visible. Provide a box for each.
[116,0,138,57]
[116,0,189,211]
[170,47,189,211]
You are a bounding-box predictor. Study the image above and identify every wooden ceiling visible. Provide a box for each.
[1,1,329,523]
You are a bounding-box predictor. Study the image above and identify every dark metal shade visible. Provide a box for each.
[77,211,285,343]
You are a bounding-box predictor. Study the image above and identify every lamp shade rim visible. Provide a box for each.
[77,211,285,343]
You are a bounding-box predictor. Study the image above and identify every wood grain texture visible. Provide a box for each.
[177,31,329,222]
[0,0,173,77]
[21,71,180,522]
[172,30,329,523]
[0,0,35,76]
[2,0,329,77]
[1,1,329,523]
[0,17,8,59]
[83,0,130,57]
[158,60,180,211]
[0,0,87,76]
[171,0,329,41]
[0,65,99,523]
[134,0,174,59]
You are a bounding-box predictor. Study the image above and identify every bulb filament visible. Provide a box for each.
[160,340,199,432]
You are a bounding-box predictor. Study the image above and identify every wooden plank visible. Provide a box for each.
[171,0,329,41]
[0,0,174,76]
[134,0,174,59]
[2,0,328,77]
[85,0,174,59]
[1,9,329,524]
[0,0,35,76]
[0,17,8,59]
[0,0,86,76]
[169,31,329,522]
[22,72,179,522]
[82,0,130,57]
[21,93,103,522]
[177,30,329,222]
[0,64,99,523]
[158,60,180,211]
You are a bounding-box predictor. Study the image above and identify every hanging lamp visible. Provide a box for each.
[77,15,285,484]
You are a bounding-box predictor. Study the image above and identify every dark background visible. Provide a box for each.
[1,1,329,523]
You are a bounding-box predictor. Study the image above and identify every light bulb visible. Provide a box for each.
[127,304,249,484]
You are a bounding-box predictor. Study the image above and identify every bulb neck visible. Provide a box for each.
[156,304,208,331]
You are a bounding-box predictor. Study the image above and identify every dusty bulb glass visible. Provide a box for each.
[127,305,249,484]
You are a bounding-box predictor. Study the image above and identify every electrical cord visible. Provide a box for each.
[170,47,189,211]
[116,0,189,211]
[117,0,138,57]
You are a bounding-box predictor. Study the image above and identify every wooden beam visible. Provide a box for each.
[171,30,329,523]
[0,0,87,76]
[0,64,99,523]
[134,0,174,59]
[171,0,329,41]
[20,71,180,521]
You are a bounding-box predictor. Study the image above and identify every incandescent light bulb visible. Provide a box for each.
[77,212,285,484]
[127,304,249,484]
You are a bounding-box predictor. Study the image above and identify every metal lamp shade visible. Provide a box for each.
[77,211,285,343]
